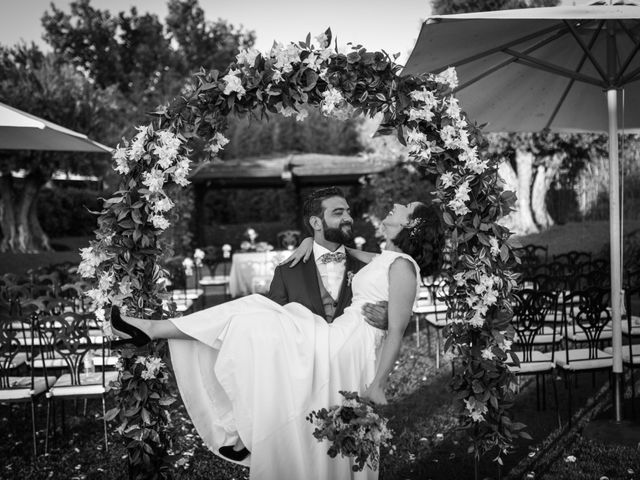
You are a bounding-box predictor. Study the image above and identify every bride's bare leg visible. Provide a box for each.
[117,315,193,341]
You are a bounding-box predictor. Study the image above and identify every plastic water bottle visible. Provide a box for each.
[84,350,95,374]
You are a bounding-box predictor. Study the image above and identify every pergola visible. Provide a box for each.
[189,153,396,243]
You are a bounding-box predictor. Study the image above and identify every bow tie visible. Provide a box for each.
[318,252,346,264]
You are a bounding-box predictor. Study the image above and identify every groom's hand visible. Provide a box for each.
[362,301,388,330]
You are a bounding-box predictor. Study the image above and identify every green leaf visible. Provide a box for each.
[104,407,120,422]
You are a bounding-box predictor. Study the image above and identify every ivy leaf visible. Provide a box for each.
[104,407,121,422]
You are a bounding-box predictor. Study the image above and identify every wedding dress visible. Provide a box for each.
[168,250,419,480]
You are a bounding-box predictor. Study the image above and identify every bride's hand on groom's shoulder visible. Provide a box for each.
[279,237,313,268]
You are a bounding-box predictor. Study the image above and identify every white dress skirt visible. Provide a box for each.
[168,250,419,480]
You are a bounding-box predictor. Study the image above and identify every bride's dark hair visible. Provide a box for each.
[392,202,445,278]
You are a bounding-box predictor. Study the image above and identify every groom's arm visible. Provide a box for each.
[266,265,289,306]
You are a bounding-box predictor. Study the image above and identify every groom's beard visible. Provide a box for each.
[322,219,354,244]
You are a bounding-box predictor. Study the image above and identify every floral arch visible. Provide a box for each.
[80,30,522,476]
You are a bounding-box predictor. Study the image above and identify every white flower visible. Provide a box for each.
[208,132,230,155]
[409,88,437,108]
[445,96,462,120]
[295,107,309,122]
[151,196,174,213]
[405,128,428,145]
[461,146,489,175]
[140,369,156,381]
[113,146,130,174]
[315,32,329,48]
[469,311,484,328]
[193,248,205,267]
[481,348,496,360]
[440,125,458,148]
[172,158,191,186]
[86,287,109,306]
[129,126,148,161]
[449,180,471,216]
[142,169,165,193]
[236,48,260,67]
[321,87,344,115]
[150,214,170,230]
[182,257,194,276]
[78,246,109,279]
[98,271,115,292]
[464,397,488,422]
[502,338,513,351]
[408,106,434,123]
[271,42,300,73]
[271,69,284,83]
[222,69,246,98]
[145,356,165,377]
[489,237,500,258]
[276,104,298,117]
[434,67,458,89]
[440,171,455,189]
[453,272,466,286]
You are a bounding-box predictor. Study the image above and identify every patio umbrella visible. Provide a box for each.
[0,102,112,152]
[403,2,640,422]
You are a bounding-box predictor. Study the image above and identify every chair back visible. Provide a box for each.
[553,250,592,265]
[34,312,104,386]
[561,287,611,359]
[0,317,25,388]
[515,244,548,265]
[276,230,302,250]
[512,289,559,361]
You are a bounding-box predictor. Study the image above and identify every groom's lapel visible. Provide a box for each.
[301,253,325,316]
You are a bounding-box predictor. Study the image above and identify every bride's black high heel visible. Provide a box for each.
[110,305,151,347]
[218,445,250,463]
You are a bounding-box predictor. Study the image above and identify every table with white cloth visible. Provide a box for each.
[228,250,291,297]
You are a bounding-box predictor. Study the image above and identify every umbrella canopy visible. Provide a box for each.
[0,102,112,152]
[404,4,640,132]
[403,3,640,422]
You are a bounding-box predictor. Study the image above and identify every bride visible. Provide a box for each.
[110,201,444,480]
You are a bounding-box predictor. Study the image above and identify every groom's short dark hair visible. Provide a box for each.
[302,187,346,235]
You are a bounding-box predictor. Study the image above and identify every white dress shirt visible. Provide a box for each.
[313,242,346,300]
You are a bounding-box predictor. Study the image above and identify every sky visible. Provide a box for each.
[0,0,434,64]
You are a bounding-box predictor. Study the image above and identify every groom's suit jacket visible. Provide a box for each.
[267,250,366,323]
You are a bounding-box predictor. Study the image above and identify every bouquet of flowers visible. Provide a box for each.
[306,391,393,472]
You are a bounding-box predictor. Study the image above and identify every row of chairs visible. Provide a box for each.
[510,285,640,421]
[1,284,117,456]
[411,263,640,422]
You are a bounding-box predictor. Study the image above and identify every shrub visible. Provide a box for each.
[37,186,102,237]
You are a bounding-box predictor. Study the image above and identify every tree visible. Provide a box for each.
[487,132,606,233]
[432,0,558,15]
[165,0,256,74]
[0,44,120,252]
[220,109,363,159]
[430,0,598,234]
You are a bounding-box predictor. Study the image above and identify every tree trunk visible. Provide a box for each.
[497,151,539,235]
[29,192,51,252]
[0,171,51,253]
[0,174,18,253]
[531,152,564,229]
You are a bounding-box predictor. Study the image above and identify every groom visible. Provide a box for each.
[268,187,387,327]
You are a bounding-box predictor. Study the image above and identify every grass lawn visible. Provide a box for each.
[513,219,640,257]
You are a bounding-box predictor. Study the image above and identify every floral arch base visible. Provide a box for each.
[81,29,522,476]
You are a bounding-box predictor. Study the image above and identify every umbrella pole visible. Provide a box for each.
[606,88,623,423]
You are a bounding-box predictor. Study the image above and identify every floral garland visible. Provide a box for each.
[80,29,522,473]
